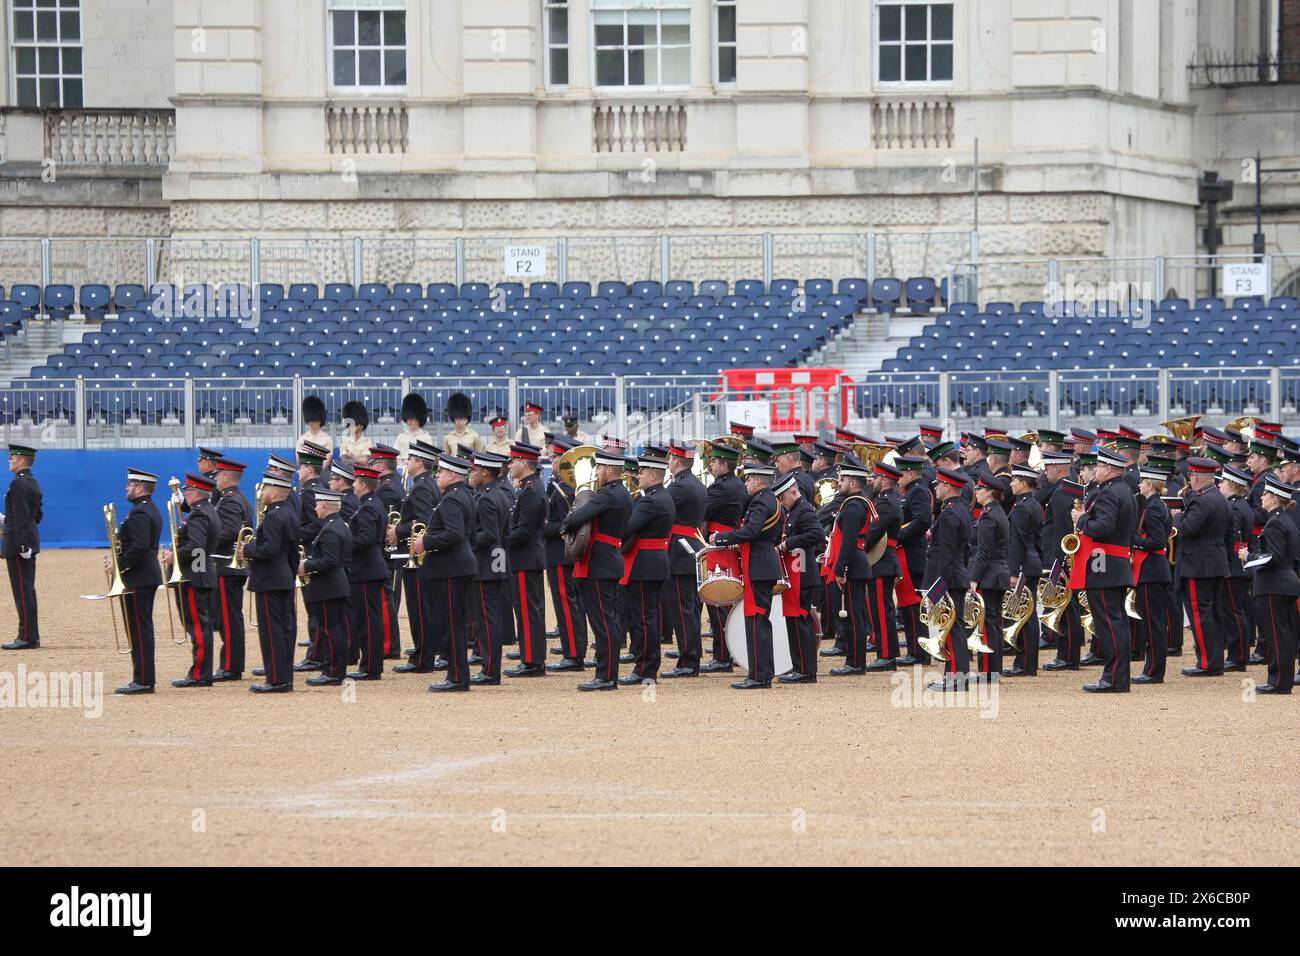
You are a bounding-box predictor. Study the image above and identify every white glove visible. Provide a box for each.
[19,547,33,559]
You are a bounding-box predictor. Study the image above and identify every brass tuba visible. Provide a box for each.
[556,445,600,562]
[1157,415,1200,443]
[1002,577,1035,649]
[918,588,955,661]
[965,591,993,653]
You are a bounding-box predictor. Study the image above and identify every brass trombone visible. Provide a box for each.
[101,504,131,655]
[162,477,189,645]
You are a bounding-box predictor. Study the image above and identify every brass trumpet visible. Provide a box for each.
[965,590,993,653]
[385,510,402,552]
[406,522,427,568]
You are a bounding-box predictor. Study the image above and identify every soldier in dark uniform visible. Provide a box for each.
[774,471,823,683]
[294,440,328,669]
[505,442,548,677]
[617,447,676,684]
[413,454,479,692]
[961,434,993,490]
[1219,464,1256,670]
[1176,457,1232,677]
[238,473,299,692]
[390,441,441,673]
[773,441,816,504]
[969,474,1011,678]
[163,473,221,687]
[894,455,932,665]
[863,461,904,670]
[1131,465,1173,684]
[700,443,748,673]
[810,442,839,484]
[2,443,42,649]
[264,454,301,664]
[929,440,973,509]
[368,443,405,657]
[327,461,359,521]
[1242,476,1300,693]
[196,447,223,485]
[1002,465,1044,676]
[661,441,707,678]
[1073,447,1139,692]
[210,458,252,682]
[545,436,588,669]
[347,465,394,679]
[824,453,873,677]
[1243,440,1277,663]
[711,461,782,689]
[562,448,632,690]
[1041,461,1087,670]
[922,467,973,690]
[464,451,511,682]
[112,468,163,694]
[300,489,353,685]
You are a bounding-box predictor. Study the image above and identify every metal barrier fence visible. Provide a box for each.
[8,231,978,301]
[3,367,1296,451]
[950,253,1300,309]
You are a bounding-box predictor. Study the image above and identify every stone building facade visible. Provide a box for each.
[0,0,1295,297]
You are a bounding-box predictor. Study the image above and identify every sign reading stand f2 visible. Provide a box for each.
[505,245,546,278]
[1222,262,1270,297]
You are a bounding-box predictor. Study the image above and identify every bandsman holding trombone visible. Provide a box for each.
[163,473,221,687]
[111,468,163,696]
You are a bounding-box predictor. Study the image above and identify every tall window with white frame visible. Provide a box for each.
[11,0,82,108]
[715,0,736,85]
[545,1,569,87]
[593,0,691,90]
[328,0,407,92]
[877,0,953,84]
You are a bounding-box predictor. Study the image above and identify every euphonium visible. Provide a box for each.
[102,503,131,655]
[407,522,427,568]
[1002,583,1035,649]
[965,590,992,653]
[918,590,955,661]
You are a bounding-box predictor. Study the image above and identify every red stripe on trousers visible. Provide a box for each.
[876,579,891,659]
[518,572,532,663]
[219,578,232,669]
[187,587,205,680]
[557,566,577,657]
[381,585,393,654]
[1188,578,1208,669]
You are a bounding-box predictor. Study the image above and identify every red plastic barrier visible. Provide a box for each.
[717,368,852,434]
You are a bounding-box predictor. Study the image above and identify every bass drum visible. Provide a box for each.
[561,487,594,563]
[724,601,792,676]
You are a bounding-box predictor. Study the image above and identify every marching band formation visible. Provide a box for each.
[3,401,1300,697]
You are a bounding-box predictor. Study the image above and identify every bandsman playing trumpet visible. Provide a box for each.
[1131,464,1173,684]
[162,473,221,688]
[239,472,300,693]
[110,469,164,695]
[210,457,252,682]
[390,440,440,673]
[1072,447,1138,693]
[299,489,354,686]
[969,473,1012,679]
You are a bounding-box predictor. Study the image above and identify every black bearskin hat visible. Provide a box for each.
[342,400,369,432]
[301,394,326,426]
[401,392,429,428]
[447,392,473,422]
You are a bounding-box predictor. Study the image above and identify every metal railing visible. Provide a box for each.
[5,367,1295,451]
[6,230,979,304]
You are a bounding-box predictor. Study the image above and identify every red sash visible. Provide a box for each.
[671,523,702,541]
[706,521,734,536]
[780,548,805,617]
[891,538,920,607]
[820,496,869,583]
[620,537,668,585]
[574,522,621,579]
[1067,536,1132,589]
[1131,549,1165,585]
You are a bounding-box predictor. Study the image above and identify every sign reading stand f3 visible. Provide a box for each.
[505,245,546,278]
[1222,262,1270,297]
